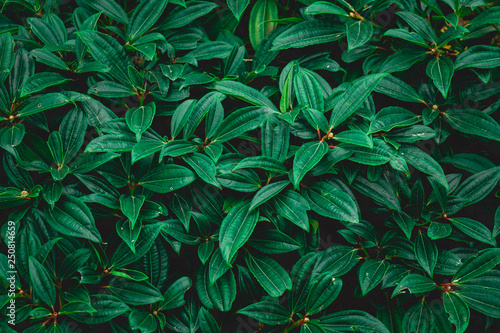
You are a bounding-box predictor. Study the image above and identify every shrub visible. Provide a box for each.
[1,0,500,332]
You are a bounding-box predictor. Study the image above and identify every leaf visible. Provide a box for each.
[158,276,192,310]
[368,107,421,134]
[294,70,324,112]
[119,195,145,230]
[414,232,438,278]
[17,93,71,117]
[0,123,25,155]
[320,310,390,333]
[210,81,276,110]
[220,201,259,264]
[116,219,141,253]
[245,251,292,297]
[110,223,163,268]
[374,75,424,103]
[379,49,428,73]
[249,0,278,50]
[169,193,192,232]
[20,72,69,97]
[249,180,289,211]
[248,229,301,254]
[237,301,290,325]
[209,248,232,284]
[183,153,220,188]
[397,11,436,43]
[358,260,389,296]
[68,294,130,325]
[213,106,270,142]
[107,280,163,305]
[346,20,373,51]
[305,2,348,16]
[333,130,373,148]
[82,0,129,24]
[391,274,436,297]
[126,0,168,42]
[398,145,448,191]
[305,274,342,315]
[198,266,236,312]
[453,248,500,283]
[392,211,414,240]
[329,73,387,129]
[455,286,500,318]
[455,46,500,70]
[76,30,133,84]
[160,1,219,29]
[228,0,250,21]
[125,104,156,141]
[233,156,288,174]
[273,190,311,231]
[271,21,345,51]
[311,245,360,281]
[45,195,102,243]
[198,307,220,333]
[426,57,454,99]
[442,292,469,333]
[138,164,196,193]
[454,167,500,205]
[443,108,500,141]
[450,217,495,245]
[29,256,55,306]
[129,309,157,333]
[303,182,359,223]
[402,301,433,333]
[292,141,328,189]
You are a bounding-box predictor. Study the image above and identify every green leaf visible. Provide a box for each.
[29,256,55,306]
[397,11,436,43]
[116,219,141,253]
[248,229,301,254]
[398,145,448,191]
[292,141,328,189]
[249,180,289,211]
[82,0,129,24]
[209,248,232,284]
[329,73,387,129]
[294,70,324,112]
[108,280,163,305]
[119,195,145,229]
[0,123,25,155]
[453,248,500,283]
[392,211,414,240]
[233,156,288,174]
[220,201,259,264]
[414,232,437,278]
[379,50,428,73]
[368,107,421,134]
[126,0,168,42]
[346,20,373,51]
[455,286,500,318]
[198,307,220,333]
[17,93,71,117]
[450,217,495,245]
[426,57,454,99]
[249,0,278,50]
[77,30,133,84]
[455,46,500,70]
[210,81,276,110]
[273,190,311,231]
[427,222,451,240]
[45,195,102,243]
[129,309,157,333]
[138,164,196,193]
[305,2,348,16]
[271,21,345,51]
[126,104,156,141]
[160,1,219,29]
[402,301,433,333]
[303,182,359,223]
[197,265,237,312]
[70,153,120,174]
[442,292,469,333]
[183,153,221,189]
[20,72,69,97]
[320,310,390,333]
[454,166,500,205]
[237,301,290,325]
[158,276,192,310]
[109,223,163,268]
[333,130,373,148]
[68,294,130,325]
[305,273,342,315]
[391,274,436,297]
[245,251,292,297]
[374,75,424,103]
[311,245,360,280]
[443,108,500,141]
[358,260,389,296]
[213,106,270,142]
[161,139,198,158]
[228,0,250,21]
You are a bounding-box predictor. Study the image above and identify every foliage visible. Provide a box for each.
[1,0,500,332]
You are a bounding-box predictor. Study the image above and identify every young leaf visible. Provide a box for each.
[249,0,278,50]
[426,57,454,99]
[358,260,389,296]
[119,195,145,230]
[346,20,373,51]
[414,232,438,278]
[292,141,328,189]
